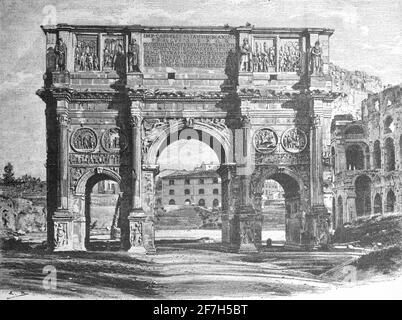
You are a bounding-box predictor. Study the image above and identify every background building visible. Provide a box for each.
[330,84,401,228]
[159,163,221,210]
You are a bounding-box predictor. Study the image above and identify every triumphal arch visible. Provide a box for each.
[37,23,337,253]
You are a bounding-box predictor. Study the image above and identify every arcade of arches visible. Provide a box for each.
[331,85,402,229]
[38,23,338,253]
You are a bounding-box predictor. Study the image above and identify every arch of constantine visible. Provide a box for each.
[37,23,339,253]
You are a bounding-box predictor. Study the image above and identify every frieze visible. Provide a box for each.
[101,128,128,152]
[253,128,278,153]
[143,33,235,68]
[255,152,310,165]
[70,128,97,152]
[69,153,121,165]
[252,39,276,72]
[103,35,125,73]
[279,39,301,73]
[74,34,100,71]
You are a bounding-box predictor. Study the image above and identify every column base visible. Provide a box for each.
[128,246,147,254]
[238,243,259,253]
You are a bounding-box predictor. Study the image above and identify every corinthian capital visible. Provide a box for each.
[57,113,69,126]
[129,114,142,127]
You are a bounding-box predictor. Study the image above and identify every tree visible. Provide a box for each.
[3,162,15,184]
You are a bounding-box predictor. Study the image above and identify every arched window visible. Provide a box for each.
[169,199,176,205]
[386,190,395,213]
[337,196,343,226]
[184,189,190,195]
[213,177,219,184]
[355,175,371,216]
[374,193,382,214]
[169,189,175,195]
[184,199,191,205]
[374,140,381,169]
[346,144,364,170]
[385,137,395,171]
[198,199,205,207]
[213,188,219,195]
[384,116,394,133]
[199,189,204,195]
[213,199,219,207]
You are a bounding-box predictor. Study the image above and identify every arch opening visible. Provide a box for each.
[346,144,364,170]
[385,137,395,171]
[373,140,381,169]
[374,193,382,214]
[386,190,395,213]
[337,196,343,227]
[84,172,121,250]
[355,175,371,217]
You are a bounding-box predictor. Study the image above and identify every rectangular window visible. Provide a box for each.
[169,179,175,185]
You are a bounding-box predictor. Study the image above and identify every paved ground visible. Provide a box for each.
[0,232,362,300]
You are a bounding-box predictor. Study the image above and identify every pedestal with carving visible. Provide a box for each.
[128,212,147,254]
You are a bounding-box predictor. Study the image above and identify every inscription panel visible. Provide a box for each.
[69,153,121,166]
[143,33,236,68]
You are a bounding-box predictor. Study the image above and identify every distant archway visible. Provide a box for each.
[385,137,395,171]
[373,140,381,169]
[355,175,371,217]
[374,193,382,214]
[337,196,343,226]
[386,190,396,213]
[346,144,364,170]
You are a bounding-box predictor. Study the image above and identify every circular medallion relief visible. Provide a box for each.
[71,128,97,152]
[253,128,279,153]
[101,127,128,152]
[281,128,308,153]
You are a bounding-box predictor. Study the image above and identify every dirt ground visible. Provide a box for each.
[0,230,369,300]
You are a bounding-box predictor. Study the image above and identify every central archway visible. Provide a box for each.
[144,121,229,243]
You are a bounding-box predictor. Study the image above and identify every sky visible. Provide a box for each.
[0,0,401,179]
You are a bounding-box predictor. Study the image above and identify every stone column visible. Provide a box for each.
[56,106,69,210]
[234,117,258,253]
[127,113,147,254]
[53,101,73,251]
[307,99,329,248]
[141,165,159,254]
[217,163,237,246]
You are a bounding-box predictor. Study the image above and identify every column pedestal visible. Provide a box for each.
[53,210,74,252]
[128,211,147,254]
[233,205,259,253]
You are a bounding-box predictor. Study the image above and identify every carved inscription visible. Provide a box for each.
[69,153,120,165]
[143,33,236,68]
